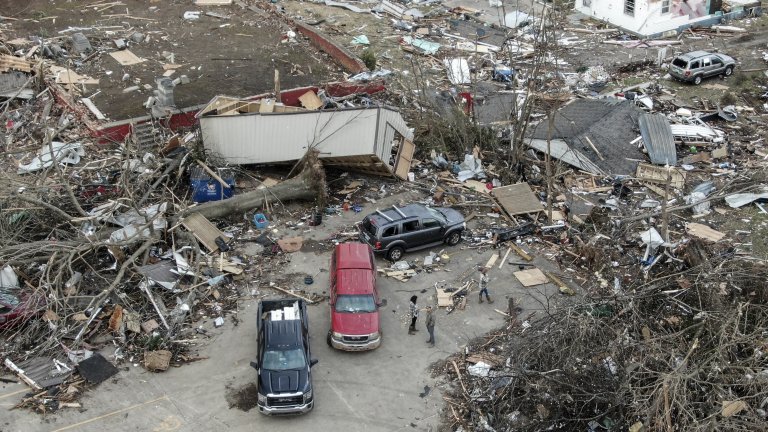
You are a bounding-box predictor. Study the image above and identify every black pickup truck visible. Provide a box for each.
[251,299,318,415]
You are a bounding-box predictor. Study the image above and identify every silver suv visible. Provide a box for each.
[358,204,465,261]
[669,51,735,85]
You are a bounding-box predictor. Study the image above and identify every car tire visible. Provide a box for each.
[724,66,733,77]
[693,75,702,85]
[445,231,462,246]
[326,331,333,347]
[387,246,404,262]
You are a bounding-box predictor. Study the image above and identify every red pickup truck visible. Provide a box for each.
[327,242,382,351]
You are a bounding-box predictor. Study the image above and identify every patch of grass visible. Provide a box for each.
[734,33,755,43]
[360,49,376,71]
[721,92,737,105]
[620,76,649,87]
[730,72,760,90]
[716,201,768,259]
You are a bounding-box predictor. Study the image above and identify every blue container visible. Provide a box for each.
[190,166,235,203]
[253,213,269,229]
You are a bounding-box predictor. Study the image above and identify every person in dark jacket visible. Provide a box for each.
[408,295,419,335]
[425,305,435,347]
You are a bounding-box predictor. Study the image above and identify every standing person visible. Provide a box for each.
[425,305,436,347]
[408,295,419,335]
[478,267,493,303]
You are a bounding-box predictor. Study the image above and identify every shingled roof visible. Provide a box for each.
[529,99,646,175]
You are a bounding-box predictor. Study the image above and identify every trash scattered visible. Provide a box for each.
[0,0,766,428]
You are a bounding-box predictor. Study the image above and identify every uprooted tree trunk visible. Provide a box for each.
[177,151,327,220]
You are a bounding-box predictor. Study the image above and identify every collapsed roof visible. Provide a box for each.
[527,99,646,175]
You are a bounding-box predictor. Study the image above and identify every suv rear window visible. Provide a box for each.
[361,218,377,237]
[672,58,687,68]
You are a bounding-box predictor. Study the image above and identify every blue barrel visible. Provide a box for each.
[190,166,235,203]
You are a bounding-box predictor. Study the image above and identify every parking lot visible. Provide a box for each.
[2,191,565,432]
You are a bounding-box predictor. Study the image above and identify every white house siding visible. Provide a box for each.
[575,0,715,36]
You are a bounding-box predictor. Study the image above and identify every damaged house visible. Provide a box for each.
[574,0,762,37]
[197,95,415,179]
[526,99,646,176]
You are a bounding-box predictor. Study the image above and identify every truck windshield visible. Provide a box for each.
[335,294,377,313]
[426,207,447,223]
[262,348,306,370]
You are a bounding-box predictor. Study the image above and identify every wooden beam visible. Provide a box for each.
[196,160,231,189]
[270,285,318,304]
[510,243,532,261]
[498,247,512,269]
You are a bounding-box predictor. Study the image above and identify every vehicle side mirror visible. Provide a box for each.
[250,361,259,370]
[310,359,319,367]
[378,299,387,308]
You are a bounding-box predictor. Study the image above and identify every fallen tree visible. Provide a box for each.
[177,151,327,220]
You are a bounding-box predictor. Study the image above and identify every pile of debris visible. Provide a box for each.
[437,254,768,431]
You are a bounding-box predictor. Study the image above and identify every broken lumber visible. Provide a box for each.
[510,243,532,261]
[545,271,575,295]
[270,285,318,304]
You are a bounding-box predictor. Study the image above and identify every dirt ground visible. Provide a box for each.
[2,0,765,121]
[0,0,341,119]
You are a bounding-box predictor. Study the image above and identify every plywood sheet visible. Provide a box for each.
[394,139,415,180]
[686,223,725,242]
[463,180,490,194]
[513,268,549,287]
[277,237,303,253]
[181,212,226,252]
[109,49,146,66]
[298,90,323,110]
[491,182,543,216]
[50,66,100,85]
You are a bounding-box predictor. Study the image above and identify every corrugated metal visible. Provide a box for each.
[527,138,605,175]
[639,114,677,165]
[669,124,724,141]
[201,106,411,166]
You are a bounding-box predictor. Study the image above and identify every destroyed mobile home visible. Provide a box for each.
[1,0,768,430]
